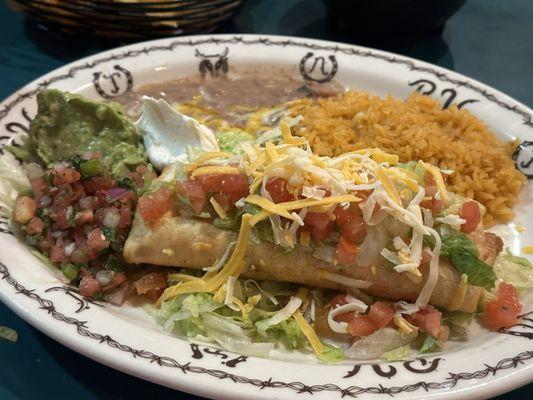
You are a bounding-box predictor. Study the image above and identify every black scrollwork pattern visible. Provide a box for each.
[0,262,532,397]
[299,52,338,83]
[45,286,102,313]
[403,358,442,374]
[0,107,32,157]
[343,358,442,379]
[500,311,533,339]
[195,47,229,78]
[408,80,479,110]
[93,65,133,99]
[512,141,533,179]
[0,37,529,126]
[188,343,248,368]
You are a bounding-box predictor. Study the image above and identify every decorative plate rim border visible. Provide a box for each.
[0,35,531,126]
[0,34,531,399]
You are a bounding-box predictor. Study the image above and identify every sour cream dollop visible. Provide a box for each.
[135,96,219,169]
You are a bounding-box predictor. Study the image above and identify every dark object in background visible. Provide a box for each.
[325,0,465,46]
[7,0,244,40]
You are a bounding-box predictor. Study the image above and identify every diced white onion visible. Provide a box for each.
[103,208,120,228]
[224,276,237,307]
[415,226,441,307]
[65,206,73,221]
[95,270,113,286]
[203,241,236,272]
[244,279,279,305]
[302,186,326,200]
[321,271,372,289]
[64,242,76,257]
[327,298,368,333]
[268,296,302,325]
[394,301,419,317]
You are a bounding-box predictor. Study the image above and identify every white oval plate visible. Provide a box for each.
[0,34,532,400]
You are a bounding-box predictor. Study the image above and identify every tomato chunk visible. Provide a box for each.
[420,186,443,212]
[138,186,172,223]
[348,315,378,337]
[265,177,295,203]
[341,216,367,244]
[336,237,359,264]
[79,274,102,298]
[408,306,443,338]
[52,167,81,186]
[368,302,394,328]
[484,283,522,331]
[87,228,110,252]
[14,196,37,224]
[460,201,481,233]
[133,272,168,302]
[304,212,333,241]
[176,179,206,213]
[30,177,48,200]
[26,217,45,235]
[334,205,356,226]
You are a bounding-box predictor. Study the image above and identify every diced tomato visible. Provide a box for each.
[138,186,172,223]
[348,315,378,337]
[329,294,349,309]
[335,312,355,323]
[102,272,127,292]
[133,273,168,302]
[75,209,94,226]
[14,196,37,224]
[195,173,249,205]
[460,201,481,234]
[30,177,48,200]
[52,167,81,186]
[265,177,295,203]
[26,217,44,235]
[127,172,144,188]
[484,283,522,331]
[118,205,132,229]
[219,174,249,203]
[83,176,114,194]
[71,247,90,264]
[71,182,86,201]
[341,216,367,244]
[408,306,443,338]
[368,302,394,328]
[87,228,109,252]
[176,179,206,213]
[79,274,102,298]
[304,212,333,241]
[336,237,359,264]
[420,186,443,212]
[334,205,357,226]
[39,231,54,252]
[50,244,66,263]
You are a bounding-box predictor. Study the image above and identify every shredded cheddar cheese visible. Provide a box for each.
[191,165,241,177]
[210,197,227,219]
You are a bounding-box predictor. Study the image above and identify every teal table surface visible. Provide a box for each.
[0,0,531,399]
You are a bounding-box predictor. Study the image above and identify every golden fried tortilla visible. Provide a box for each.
[124,213,502,313]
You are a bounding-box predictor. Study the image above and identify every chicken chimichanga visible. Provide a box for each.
[124,122,501,314]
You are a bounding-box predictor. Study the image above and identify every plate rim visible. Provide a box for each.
[0,33,532,400]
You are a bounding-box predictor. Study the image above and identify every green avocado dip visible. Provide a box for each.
[11,89,146,175]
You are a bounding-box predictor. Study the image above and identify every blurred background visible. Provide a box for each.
[1,0,532,399]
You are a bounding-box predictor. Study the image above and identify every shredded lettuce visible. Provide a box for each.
[0,155,30,217]
[380,344,411,361]
[318,344,344,362]
[442,311,473,336]
[397,161,426,184]
[216,130,254,154]
[419,335,440,353]
[0,326,18,342]
[155,290,329,359]
[426,232,496,289]
[493,248,533,289]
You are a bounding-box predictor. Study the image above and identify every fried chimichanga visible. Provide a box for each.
[124,212,500,313]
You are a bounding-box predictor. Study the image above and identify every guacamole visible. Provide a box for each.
[12,89,146,174]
